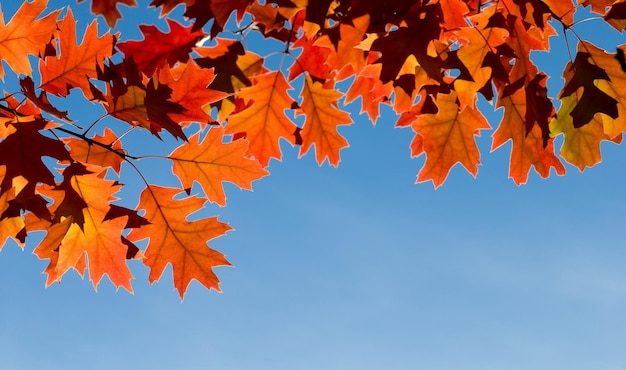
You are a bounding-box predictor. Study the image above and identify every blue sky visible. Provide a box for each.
[1,1,626,369]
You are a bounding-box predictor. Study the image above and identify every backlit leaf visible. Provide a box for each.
[169,126,269,206]
[0,0,60,79]
[128,186,232,298]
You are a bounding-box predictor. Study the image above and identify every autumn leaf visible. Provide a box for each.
[551,94,622,170]
[0,119,72,194]
[454,7,509,107]
[0,0,60,79]
[19,76,69,121]
[605,2,626,31]
[63,128,126,175]
[226,71,298,166]
[572,41,626,138]
[158,62,228,126]
[410,91,490,187]
[493,86,565,184]
[128,186,232,298]
[578,0,617,15]
[288,35,331,81]
[103,59,187,139]
[558,48,619,129]
[194,38,264,119]
[314,14,369,81]
[32,216,75,286]
[150,0,193,16]
[502,11,553,86]
[169,126,269,206]
[344,64,393,122]
[40,8,115,99]
[117,18,206,76]
[369,3,443,85]
[0,165,25,250]
[184,0,251,35]
[34,166,134,291]
[297,74,352,166]
[78,0,137,28]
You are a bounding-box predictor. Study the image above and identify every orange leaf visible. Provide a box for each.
[35,168,134,292]
[493,87,565,184]
[298,74,352,166]
[578,0,616,15]
[40,9,115,99]
[344,64,393,123]
[226,71,298,166]
[63,128,126,175]
[412,91,491,187]
[315,14,370,80]
[454,6,509,107]
[0,0,60,79]
[169,127,269,206]
[128,186,232,298]
[288,34,331,81]
[158,62,227,127]
[33,216,77,286]
[107,85,149,125]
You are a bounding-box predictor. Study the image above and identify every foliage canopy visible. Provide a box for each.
[1,0,625,297]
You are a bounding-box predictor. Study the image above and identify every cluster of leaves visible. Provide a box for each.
[1,0,625,297]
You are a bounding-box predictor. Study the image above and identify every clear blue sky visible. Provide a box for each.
[1,1,626,369]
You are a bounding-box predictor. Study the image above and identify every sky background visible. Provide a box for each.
[1,1,626,369]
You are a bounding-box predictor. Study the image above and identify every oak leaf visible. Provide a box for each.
[184,0,251,35]
[493,86,565,184]
[558,49,618,129]
[298,74,353,166]
[103,59,187,139]
[605,2,626,31]
[128,186,232,298]
[0,119,72,194]
[315,14,370,81]
[158,63,227,127]
[35,166,134,291]
[0,0,60,79]
[63,128,126,175]
[226,71,298,166]
[40,8,115,99]
[288,35,331,81]
[571,41,626,138]
[344,64,393,122]
[169,126,269,206]
[551,94,622,170]
[454,7,509,107]
[19,76,69,121]
[411,91,490,187]
[150,0,193,16]
[78,0,137,28]
[578,0,617,15]
[32,216,75,286]
[117,18,206,76]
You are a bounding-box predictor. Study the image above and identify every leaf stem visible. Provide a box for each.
[53,126,140,160]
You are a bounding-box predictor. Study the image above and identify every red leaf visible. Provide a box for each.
[78,0,137,28]
[117,18,206,76]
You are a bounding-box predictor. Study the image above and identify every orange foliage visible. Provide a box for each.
[1,0,626,297]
